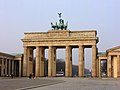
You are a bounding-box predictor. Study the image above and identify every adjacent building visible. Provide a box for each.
[97,46,120,78]
[0,52,23,77]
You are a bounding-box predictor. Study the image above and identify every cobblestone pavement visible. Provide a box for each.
[0,77,120,90]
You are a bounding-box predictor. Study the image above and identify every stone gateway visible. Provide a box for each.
[21,30,99,77]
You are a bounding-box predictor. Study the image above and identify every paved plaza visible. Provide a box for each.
[34,78,120,90]
[0,77,120,90]
[0,77,64,90]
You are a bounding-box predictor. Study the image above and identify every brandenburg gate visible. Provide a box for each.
[22,30,99,77]
[21,14,99,77]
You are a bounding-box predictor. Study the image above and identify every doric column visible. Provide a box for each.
[27,47,30,76]
[52,47,56,77]
[107,55,112,77]
[14,61,17,76]
[29,48,33,74]
[48,46,52,77]
[69,47,72,77]
[98,59,101,77]
[113,56,117,78]
[39,47,45,77]
[12,60,14,75]
[78,45,84,77]
[19,60,22,77]
[65,46,69,77]
[117,55,120,77]
[119,55,120,76]
[1,58,4,76]
[92,45,97,77]
[8,59,11,76]
[23,46,28,76]
[5,59,7,76]
[96,58,98,77]
[36,46,40,77]
[65,46,72,77]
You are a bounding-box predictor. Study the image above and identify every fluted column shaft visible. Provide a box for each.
[78,45,84,77]
[107,55,112,77]
[23,46,29,76]
[69,47,72,77]
[65,46,69,77]
[1,58,4,76]
[8,59,11,76]
[14,61,17,76]
[29,48,33,75]
[36,46,40,76]
[19,60,22,77]
[12,60,14,75]
[25,47,31,76]
[111,56,117,78]
[52,47,56,76]
[65,46,72,77]
[48,46,52,77]
[92,45,97,77]
[5,59,7,76]
[117,55,120,77]
[39,47,45,76]
[98,59,101,77]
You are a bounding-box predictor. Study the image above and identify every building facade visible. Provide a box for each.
[97,46,120,78]
[1,32,120,78]
[21,30,99,77]
[0,52,23,77]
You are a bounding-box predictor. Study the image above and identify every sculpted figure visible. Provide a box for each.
[51,13,68,30]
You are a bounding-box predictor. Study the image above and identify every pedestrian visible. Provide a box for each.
[11,73,14,79]
[32,73,35,79]
[29,74,32,79]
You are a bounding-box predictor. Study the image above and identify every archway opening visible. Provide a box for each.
[84,48,92,77]
[33,49,36,75]
[72,48,78,77]
[44,49,48,76]
[56,48,65,77]
[100,59,107,77]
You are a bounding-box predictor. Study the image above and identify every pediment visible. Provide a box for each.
[107,46,120,52]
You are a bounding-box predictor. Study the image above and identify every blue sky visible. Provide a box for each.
[0,0,120,69]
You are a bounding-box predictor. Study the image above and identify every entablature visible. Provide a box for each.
[22,30,99,47]
[22,30,98,39]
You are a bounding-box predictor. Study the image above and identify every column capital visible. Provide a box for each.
[92,45,97,47]
[79,45,84,49]
[66,45,69,47]
[23,46,28,48]
[48,45,53,47]
[79,45,83,46]
[117,55,119,58]
[107,55,111,60]
[36,46,40,49]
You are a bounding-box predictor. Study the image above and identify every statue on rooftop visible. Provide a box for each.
[51,13,68,30]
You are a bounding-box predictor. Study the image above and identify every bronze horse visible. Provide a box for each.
[51,19,68,30]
